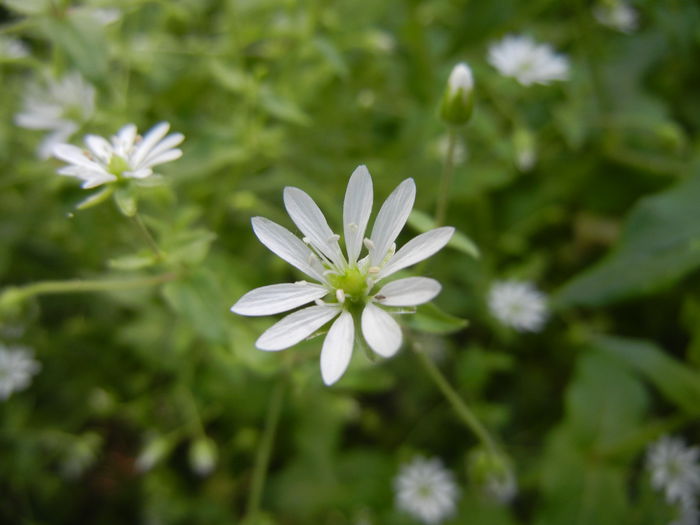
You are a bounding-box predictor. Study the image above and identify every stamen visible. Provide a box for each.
[368,266,381,274]
[363,238,375,251]
[347,222,359,232]
[294,281,308,286]
[328,234,340,243]
[314,299,326,306]
[336,289,346,303]
[374,294,386,301]
[302,236,311,244]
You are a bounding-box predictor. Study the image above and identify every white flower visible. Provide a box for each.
[15,72,96,159]
[593,1,638,33]
[394,456,459,524]
[671,497,699,525]
[488,35,569,86]
[0,345,40,400]
[52,122,185,189]
[647,436,700,507]
[0,36,29,59]
[231,166,454,385]
[488,280,548,332]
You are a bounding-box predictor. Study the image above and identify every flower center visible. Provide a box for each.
[328,266,367,303]
[107,155,130,177]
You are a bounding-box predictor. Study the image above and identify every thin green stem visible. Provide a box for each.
[245,378,286,520]
[2,272,178,303]
[411,342,498,453]
[131,212,164,261]
[434,128,459,227]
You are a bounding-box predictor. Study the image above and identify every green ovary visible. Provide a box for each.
[328,266,367,302]
[108,155,130,177]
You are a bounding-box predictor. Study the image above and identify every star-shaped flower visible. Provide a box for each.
[231,166,454,385]
[52,122,184,189]
[488,35,569,86]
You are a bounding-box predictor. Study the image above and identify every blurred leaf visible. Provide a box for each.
[76,186,113,210]
[555,171,700,307]
[41,12,109,80]
[163,229,217,266]
[162,269,229,343]
[114,188,137,217]
[592,335,700,415]
[406,302,468,334]
[408,209,480,258]
[259,88,311,126]
[107,253,157,271]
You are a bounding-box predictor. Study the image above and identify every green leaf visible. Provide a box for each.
[107,253,157,271]
[41,12,109,80]
[408,209,480,258]
[592,335,700,415]
[555,171,700,307]
[114,188,137,217]
[406,302,468,334]
[76,186,113,210]
[162,269,229,343]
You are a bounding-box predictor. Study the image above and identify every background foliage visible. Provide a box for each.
[1,0,700,523]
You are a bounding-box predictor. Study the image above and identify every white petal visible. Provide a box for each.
[141,134,185,166]
[343,165,373,264]
[320,311,354,385]
[231,282,328,316]
[252,217,326,283]
[84,134,113,164]
[256,305,340,351]
[141,148,182,168]
[130,122,170,167]
[283,187,345,268]
[369,178,416,266]
[52,143,100,169]
[378,227,454,279]
[375,277,442,306]
[361,302,402,358]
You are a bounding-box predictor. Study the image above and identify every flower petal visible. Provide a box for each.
[368,178,415,267]
[378,227,454,279]
[231,282,328,316]
[375,277,442,306]
[343,165,373,264]
[52,143,101,170]
[142,148,182,168]
[320,311,354,385]
[251,217,326,283]
[141,134,185,166]
[256,305,340,351]
[361,302,402,358]
[84,134,113,164]
[283,187,345,268]
[130,122,170,167]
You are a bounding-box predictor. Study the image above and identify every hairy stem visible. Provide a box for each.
[434,127,459,227]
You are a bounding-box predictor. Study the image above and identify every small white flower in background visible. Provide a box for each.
[394,456,459,524]
[593,1,638,33]
[647,436,700,508]
[15,72,96,159]
[0,36,29,59]
[488,35,569,86]
[671,498,699,525]
[231,166,454,385]
[52,122,185,189]
[0,345,40,400]
[488,280,548,332]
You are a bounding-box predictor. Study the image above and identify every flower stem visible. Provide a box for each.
[435,127,459,227]
[1,272,178,304]
[131,211,164,261]
[245,377,286,520]
[411,342,498,453]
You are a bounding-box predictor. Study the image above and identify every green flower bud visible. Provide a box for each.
[440,63,475,126]
[468,447,517,503]
[189,436,218,477]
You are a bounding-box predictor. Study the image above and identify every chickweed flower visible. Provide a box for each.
[52,122,184,189]
[0,345,40,400]
[231,166,454,385]
[593,1,638,33]
[488,280,548,332]
[0,35,29,60]
[647,436,700,507]
[440,62,475,126]
[394,456,459,524]
[15,72,95,159]
[488,35,569,86]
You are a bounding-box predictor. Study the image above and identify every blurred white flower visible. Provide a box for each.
[52,122,185,189]
[671,497,699,525]
[15,72,95,159]
[394,456,459,524]
[189,436,218,477]
[488,35,569,86]
[593,1,638,33]
[488,280,548,332]
[0,36,29,59]
[647,436,700,507]
[0,345,40,400]
[231,166,454,385]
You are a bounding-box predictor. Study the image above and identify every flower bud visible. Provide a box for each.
[440,63,475,126]
[513,127,536,172]
[468,448,517,503]
[189,436,218,477]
